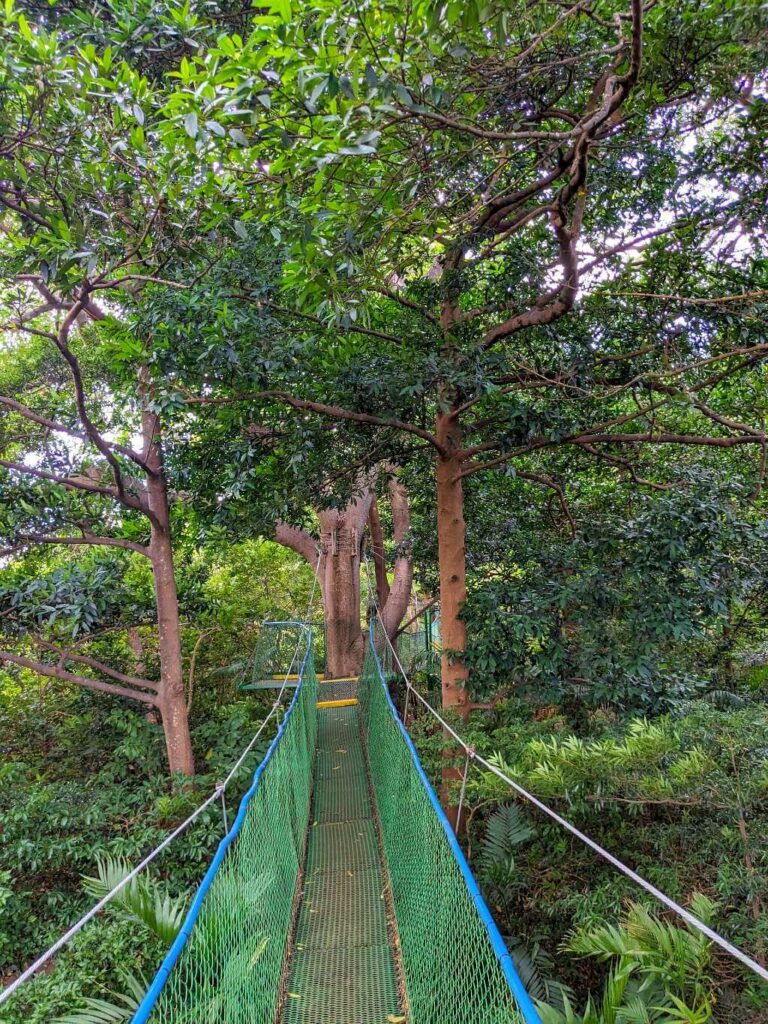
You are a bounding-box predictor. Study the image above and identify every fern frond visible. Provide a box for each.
[480,803,534,874]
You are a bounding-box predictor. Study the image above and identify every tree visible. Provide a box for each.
[275,469,413,676]
[160,0,768,726]
[0,324,195,775]
[0,4,227,773]
[0,2,283,773]
[120,233,416,680]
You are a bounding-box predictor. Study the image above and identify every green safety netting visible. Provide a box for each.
[134,626,318,1023]
[131,622,538,1024]
[360,625,532,1024]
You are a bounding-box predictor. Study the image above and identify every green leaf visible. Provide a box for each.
[268,0,291,20]
[229,128,249,146]
[184,111,198,138]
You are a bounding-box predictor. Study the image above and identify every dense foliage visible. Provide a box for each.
[1,0,767,1021]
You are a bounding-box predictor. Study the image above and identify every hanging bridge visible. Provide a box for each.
[131,620,539,1024]
[3,605,767,1023]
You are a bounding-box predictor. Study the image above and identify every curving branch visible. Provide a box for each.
[378,473,414,639]
[29,637,159,692]
[368,499,390,607]
[0,458,125,500]
[0,396,152,473]
[517,470,576,538]
[51,294,146,512]
[188,390,445,454]
[0,533,150,558]
[0,650,157,704]
[274,522,320,567]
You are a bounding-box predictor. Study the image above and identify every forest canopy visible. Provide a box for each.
[0,0,767,1021]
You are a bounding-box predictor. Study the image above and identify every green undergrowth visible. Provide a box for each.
[404,679,768,1022]
[0,682,275,1024]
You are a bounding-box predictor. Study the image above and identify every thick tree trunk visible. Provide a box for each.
[435,411,469,715]
[435,409,469,829]
[318,492,372,677]
[275,473,413,678]
[143,402,195,776]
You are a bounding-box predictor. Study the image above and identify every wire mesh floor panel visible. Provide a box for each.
[315,744,368,781]
[316,705,362,749]
[281,944,401,1024]
[313,771,373,823]
[281,705,402,1024]
[295,868,390,948]
[305,820,380,873]
[318,678,358,702]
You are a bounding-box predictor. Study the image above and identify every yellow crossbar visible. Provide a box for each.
[316,698,359,709]
[269,673,326,681]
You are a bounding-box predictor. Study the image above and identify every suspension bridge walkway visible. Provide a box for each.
[130,621,538,1024]
[3,614,766,1022]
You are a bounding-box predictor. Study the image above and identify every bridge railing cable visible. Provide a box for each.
[0,557,322,1011]
[364,557,768,986]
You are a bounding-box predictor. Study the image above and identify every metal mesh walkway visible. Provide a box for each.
[131,625,540,1024]
[281,703,402,1024]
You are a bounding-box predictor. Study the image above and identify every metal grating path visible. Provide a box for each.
[280,704,403,1024]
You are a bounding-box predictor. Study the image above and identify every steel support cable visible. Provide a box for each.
[0,553,323,1009]
[363,558,768,985]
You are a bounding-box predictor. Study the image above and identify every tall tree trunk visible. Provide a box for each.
[435,409,469,829]
[435,410,469,716]
[143,401,195,776]
[275,473,413,678]
[318,492,372,677]
[368,499,390,607]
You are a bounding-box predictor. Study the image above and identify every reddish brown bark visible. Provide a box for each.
[368,500,390,607]
[275,472,413,678]
[276,499,369,678]
[435,411,470,717]
[318,495,370,677]
[377,475,413,642]
[142,399,195,776]
[435,409,470,829]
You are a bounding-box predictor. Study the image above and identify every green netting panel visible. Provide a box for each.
[359,626,537,1024]
[238,621,314,689]
[134,632,318,1024]
[396,628,440,675]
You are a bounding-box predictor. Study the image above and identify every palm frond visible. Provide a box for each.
[83,856,187,944]
[52,971,147,1024]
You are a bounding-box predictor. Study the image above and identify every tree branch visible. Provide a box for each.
[187,390,446,454]
[1,533,150,558]
[0,650,157,704]
[0,396,153,473]
[30,637,159,691]
[369,285,441,328]
[0,458,124,499]
[274,522,320,566]
[517,470,576,537]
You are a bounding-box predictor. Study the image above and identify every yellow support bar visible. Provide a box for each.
[319,675,358,684]
[269,673,326,681]
[316,698,359,709]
